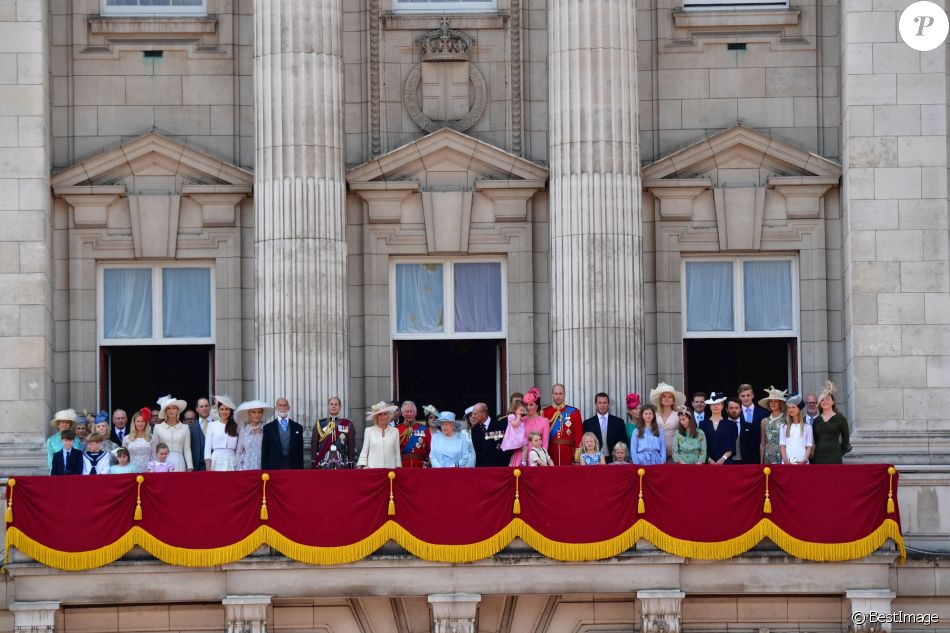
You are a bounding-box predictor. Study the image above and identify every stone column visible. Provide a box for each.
[428,593,480,633]
[0,0,53,473]
[10,602,60,633]
[840,0,950,463]
[637,590,685,633]
[846,589,895,633]
[548,0,644,411]
[253,0,348,424]
[223,595,271,633]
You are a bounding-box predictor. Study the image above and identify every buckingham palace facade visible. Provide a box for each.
[0,0,948,631]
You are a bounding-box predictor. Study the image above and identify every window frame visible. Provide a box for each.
[100,0,207,17]
[681,255,799,339]
[97,262,216,346]
[682,0,789,10]
[389,257,507,340]
[391,0,497,13]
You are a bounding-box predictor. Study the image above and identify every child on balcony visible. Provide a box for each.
[527,431,553,467]
[147,443,175,473]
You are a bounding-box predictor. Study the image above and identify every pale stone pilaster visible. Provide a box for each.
[10,601,60,633]
[427,593,480,633]
[548,0,644,411]
[253,0,348,423]
[223,595,271,633]
[637,590,685,633]
[846,589,895,633]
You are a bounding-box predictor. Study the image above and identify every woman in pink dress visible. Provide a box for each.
[502,387,550,467]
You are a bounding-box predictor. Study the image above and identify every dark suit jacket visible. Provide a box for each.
[189,419,209,471]
[51,448,84,476]
[110,426,129,447]
[471,414,514,467]
[582,414,628,461]
[261,418,305,470]
[735,404,768,464]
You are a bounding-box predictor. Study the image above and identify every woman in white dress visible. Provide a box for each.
[151,395,193,472]
[204,395,240,471]
[649,382,687,462]
[123,408,153,474]
[357,401,401,469]
[780,394,814,465]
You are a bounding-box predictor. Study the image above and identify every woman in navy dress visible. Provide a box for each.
[699,391,737,465]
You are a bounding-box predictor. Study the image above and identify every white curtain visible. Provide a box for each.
[163,268,212,338]
[454,262,502,333]
[103,268,152,339]
[396,263,444,334]
[744,260,793,331]
[685,261,734,332]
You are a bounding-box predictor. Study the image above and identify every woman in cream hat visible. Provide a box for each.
[812,381,851,464]
[356,401,401,469]
[203,395,239,471]
[151,395,193,472]
[649,382,686,461]
[47,409,77,474]
[235,400,273,470]
[758,386,788,465]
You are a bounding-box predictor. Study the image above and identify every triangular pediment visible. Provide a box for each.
[51,131,253,188]
[346,128,549,184]
[642,125,841,181]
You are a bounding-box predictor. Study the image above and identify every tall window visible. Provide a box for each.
[99,264,214,344]
[682,257,797,337]
[391,259,505,339]
[101,0,207,16]
[682,0,788,9]
[393,0,497,12]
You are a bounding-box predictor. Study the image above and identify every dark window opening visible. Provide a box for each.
[684,337,797,397]
[101,345,214,415]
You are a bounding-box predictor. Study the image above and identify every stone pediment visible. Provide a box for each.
[642,124,842,182]
[346,128,548,185]
[51,131,253,188]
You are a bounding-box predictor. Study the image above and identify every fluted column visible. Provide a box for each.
[549,0,644,411]
[254,0,348,423]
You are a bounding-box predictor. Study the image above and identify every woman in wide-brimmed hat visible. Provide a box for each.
[758,386,788,465]
[151,395,193,472]
[47,409,78,474]
[235,399,273,471]
[649,382,686,461]
[812,381,851,464]
[357,401,401,469]
[204,395,239,471]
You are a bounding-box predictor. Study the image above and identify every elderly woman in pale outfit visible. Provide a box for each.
[357,401,402,469]
[151,395,194,472]
[429,411,475,468]
[204,395,240,471]
[47,409,77,474]
[649,382,686,461]
[236,400,272,471]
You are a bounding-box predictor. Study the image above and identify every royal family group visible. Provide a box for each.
[46,380,851,476]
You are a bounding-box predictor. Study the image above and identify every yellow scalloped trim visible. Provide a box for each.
[4,518,905,572]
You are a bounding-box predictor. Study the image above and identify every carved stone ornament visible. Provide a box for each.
[417,17,473,61]
[404,63,487,134]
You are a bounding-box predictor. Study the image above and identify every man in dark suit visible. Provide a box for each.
[188,398,212,472]
[470,402,513,467]
[736,383,768,464]
[110,409,129,446]
[582,392,628,462]
[261,397,304,470]
[51,430,84,476]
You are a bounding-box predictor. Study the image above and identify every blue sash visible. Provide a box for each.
[401,425,423,453]
[549,406,575,440]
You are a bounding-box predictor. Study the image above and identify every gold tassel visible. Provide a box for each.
[887,466,896,514]
[134,475,144,521]
[637,469,646,514]
[387,471,396,516]
[512,469,522,515]
[260,473,269,521]
[763,467,772,514]
[4,478,14,524]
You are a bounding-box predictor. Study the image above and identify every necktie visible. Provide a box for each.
[745,407,752,422]
[64,451,69,467]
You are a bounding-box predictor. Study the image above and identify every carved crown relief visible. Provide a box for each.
[404,18,487,134]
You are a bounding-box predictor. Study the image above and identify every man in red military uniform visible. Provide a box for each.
[542,383,583,465]
[396,400,430,468]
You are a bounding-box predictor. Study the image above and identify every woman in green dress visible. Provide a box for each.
[811,381,851,464]
[758,386,787,465]
[624,393,641,448]
[672,407,707,464]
